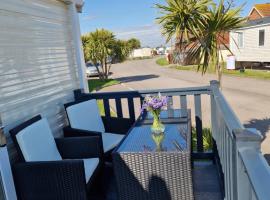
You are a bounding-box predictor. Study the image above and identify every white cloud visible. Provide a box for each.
[82,15,98,21]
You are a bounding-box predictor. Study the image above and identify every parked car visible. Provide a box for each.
[86,63,102,77]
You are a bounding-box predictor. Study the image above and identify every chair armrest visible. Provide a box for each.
[55,137,104,159]
[13,160,88,200]
[63,126,102,137]
[102,117,133,134]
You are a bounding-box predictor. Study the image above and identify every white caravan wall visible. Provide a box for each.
[230,24,270,62]
[0,0,81,161]
[130,48,153,58]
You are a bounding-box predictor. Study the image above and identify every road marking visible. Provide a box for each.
[120,83,135,91]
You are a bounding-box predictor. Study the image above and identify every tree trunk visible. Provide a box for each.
[174,33,186,65]
[108,62,112,74]
[217,63,222,89]
[104,59,108,79]
[94,64,103,80]
[100,61,106,80]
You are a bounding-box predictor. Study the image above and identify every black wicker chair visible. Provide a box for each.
[9,115,104,200]
[64,99,133,159]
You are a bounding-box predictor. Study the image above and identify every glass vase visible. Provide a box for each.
[151,132,165,151]
[151,111,165,134]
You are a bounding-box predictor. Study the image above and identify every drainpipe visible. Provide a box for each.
[0,117,17,200]
[68,1,89,93]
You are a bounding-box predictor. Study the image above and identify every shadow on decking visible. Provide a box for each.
[116,74,159,83]
[89,161,222,200]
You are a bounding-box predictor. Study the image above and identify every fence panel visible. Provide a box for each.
[75,86,211,156]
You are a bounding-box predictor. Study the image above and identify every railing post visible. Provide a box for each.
[210,80,220,139]
[210,80,220,91]
[233,128,262,200]
[194,94,203,152]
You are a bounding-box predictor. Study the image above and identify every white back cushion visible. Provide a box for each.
[16,118,62,162]
[66,100,105,133]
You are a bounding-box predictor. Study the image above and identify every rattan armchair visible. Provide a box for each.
[64,99,133,159]
[10,115,103,200]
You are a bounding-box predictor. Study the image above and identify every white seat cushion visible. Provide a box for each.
[66,100,105,133]
[83,158,99,183]
[102,133,124,153]
[16,118,62,162]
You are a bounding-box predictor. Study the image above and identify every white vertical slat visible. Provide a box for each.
[180,95,187,109]
[0,147,17,200]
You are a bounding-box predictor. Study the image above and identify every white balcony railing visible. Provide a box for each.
[210,81,270,200]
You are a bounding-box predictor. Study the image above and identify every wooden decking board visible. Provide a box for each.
[89,161,222,200]
[193,161,223,200]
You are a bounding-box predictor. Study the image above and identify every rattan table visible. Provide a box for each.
[112,109,194,200]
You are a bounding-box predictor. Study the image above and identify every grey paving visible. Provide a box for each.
[100,58,270,160]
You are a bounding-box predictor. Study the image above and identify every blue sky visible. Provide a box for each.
[79,0,268,47]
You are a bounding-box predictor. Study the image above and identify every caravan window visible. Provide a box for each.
[237,32,243,48]
[259,30,265,46]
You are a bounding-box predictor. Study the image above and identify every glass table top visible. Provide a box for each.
[117,110,190,153]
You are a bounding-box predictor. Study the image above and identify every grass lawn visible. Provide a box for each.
[129,56,153,61]
[156,57,270,80]
[88,79,120,92]
[88,78,120,116]
[156,57,169,66]
[222,68,270,79]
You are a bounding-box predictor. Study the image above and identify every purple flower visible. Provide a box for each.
[141,93,168,113]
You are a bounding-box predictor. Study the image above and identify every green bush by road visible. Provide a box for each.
[156,57,270,80]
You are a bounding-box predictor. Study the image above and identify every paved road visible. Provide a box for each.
[104,58,270,156]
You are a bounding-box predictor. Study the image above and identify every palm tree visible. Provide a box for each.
[81,35,90,62]
[156,0,212,65]
[111,39,131,63]
[187,0,245,85]
[127,38,141,50]
[156,0,245,85]
[82,29,138,79]
[87,29,115,79]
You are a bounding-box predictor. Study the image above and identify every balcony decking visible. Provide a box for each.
[192,162,222,200]
[90,161,222,200]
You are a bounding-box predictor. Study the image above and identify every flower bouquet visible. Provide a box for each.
[141,93,168,134]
